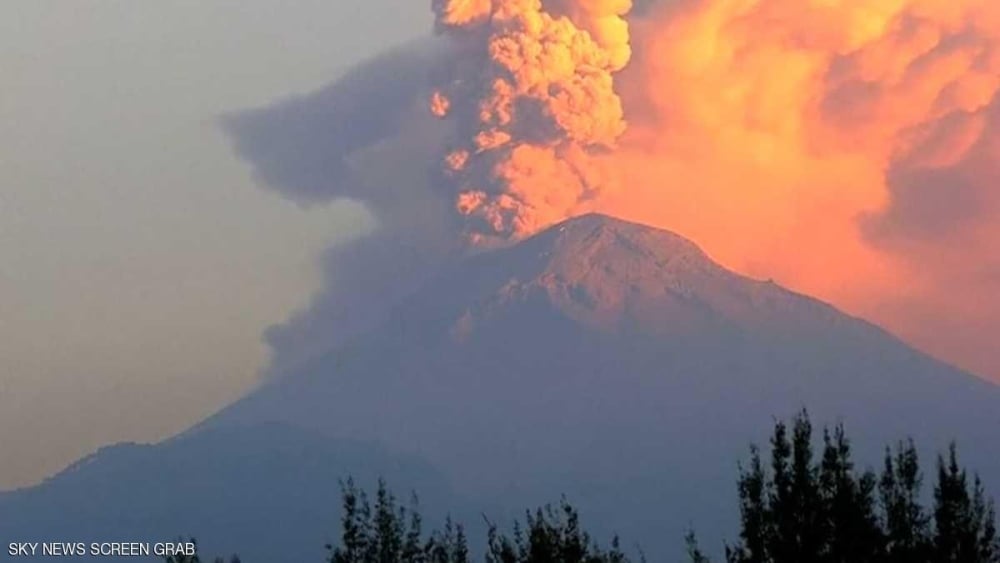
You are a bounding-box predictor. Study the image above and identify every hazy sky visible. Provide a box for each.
[0,1,430,489]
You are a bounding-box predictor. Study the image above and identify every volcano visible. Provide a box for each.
[3,214,999,561]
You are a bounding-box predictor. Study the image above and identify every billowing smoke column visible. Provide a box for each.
[430,0,632,240]
[227,0,1000,382]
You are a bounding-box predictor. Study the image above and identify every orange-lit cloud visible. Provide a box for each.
[607,0,999,379]
[431,0,631,240]
[429,0,1000,379]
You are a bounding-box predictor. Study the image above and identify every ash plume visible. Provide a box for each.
[430,0,632,240]
[226,0,1000,382]
[222,38,465,376]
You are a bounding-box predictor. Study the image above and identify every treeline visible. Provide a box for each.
[169,411,999,562]
[687,411,1000,563]
[327,478,630,563]
[165,483,627,563]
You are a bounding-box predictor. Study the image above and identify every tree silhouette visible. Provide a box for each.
[326,478,470,563]
[325,482,629,563]
[167,412,998,562]
[484,499,629,563]
[689,411,1000,562]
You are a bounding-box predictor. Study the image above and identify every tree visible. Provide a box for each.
[326,478,469,563]
[767,413,826,562]
[485,499,629,563]
[325,482,629,563]
[724,445,767,563]
[880,440,931,562]
[690,411,1000,563]
[933,444,1000,562]
[425,516,470,563]
[817,425,882,563]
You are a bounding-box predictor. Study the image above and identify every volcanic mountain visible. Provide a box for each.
[3,214,999,560]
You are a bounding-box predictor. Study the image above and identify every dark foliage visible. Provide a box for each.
[689,411,1000,563]
[169,412,997,562]
[483,500,630,563]
[325,481,630,563]
[325,477,472,563]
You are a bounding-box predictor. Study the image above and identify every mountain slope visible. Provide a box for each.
[0,422,467,562]
[4,214,999,560]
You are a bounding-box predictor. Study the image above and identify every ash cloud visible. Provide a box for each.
[223,38,464,377]
[863,92,1000,379]
[429,0,633,240]
[222,38,453,207]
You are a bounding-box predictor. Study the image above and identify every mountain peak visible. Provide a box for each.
[525,213,717,290]
[534,213,707,257]
[407,214,825,341]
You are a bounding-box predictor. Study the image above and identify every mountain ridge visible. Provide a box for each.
[3,213,998,561]
[438,213,860,338]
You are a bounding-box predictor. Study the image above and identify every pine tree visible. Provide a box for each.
[817,424,882,563]
[328,478,374,563]
[880,441,931,562]
[789,412,825,561]
[725,445,768,563]
[427,516,470,563]
[759,411,825,563]
[932,444,1000,563]
[484,499,629,563]
[972,476,1000,562]
[692,411,999,563]
[401,493,424,563]
[373,479,405,562]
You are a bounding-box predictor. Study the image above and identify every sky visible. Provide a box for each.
[0,1,428,490]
